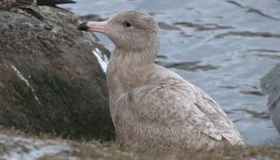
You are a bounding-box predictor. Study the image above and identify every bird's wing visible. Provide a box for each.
[17,0,34,5]
[0,0,76,21]
[127,75,243,145]
[36,0,76,6]
[193,86,244,145]
[20,8,44,20]
[0,0,34,9]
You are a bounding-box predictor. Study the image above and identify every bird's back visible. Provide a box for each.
[111,64,244,150]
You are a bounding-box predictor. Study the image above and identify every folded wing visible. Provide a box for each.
[128,75,243,145]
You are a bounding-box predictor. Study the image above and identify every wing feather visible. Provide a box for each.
[127,75,243,145]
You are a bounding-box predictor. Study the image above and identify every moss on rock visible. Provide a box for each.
[0,6,115,141]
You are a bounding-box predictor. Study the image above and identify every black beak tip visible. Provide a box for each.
[77,22,89,31]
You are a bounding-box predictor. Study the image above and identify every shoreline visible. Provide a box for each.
[0,128,279,160]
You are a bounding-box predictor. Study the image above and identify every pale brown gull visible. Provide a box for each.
[78,10,244,150]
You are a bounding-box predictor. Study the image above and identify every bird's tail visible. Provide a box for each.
[36,0,76,6]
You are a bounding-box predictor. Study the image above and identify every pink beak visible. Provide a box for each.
[77,21,108,34]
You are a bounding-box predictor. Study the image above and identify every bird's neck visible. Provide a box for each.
[107,48,157,97]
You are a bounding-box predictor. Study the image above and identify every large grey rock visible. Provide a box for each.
[261,63,280,134]
[0,6,115,140]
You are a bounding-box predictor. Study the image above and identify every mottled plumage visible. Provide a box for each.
[78,11,244,150]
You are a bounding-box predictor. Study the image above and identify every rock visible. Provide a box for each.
[261,63,280,134]
[0,6,115,141]
[270,98,280,135]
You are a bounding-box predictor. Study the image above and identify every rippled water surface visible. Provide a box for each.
[62,0,280,145]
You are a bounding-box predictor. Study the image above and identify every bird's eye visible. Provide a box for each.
[124,21,132,28]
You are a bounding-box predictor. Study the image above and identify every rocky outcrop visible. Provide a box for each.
[0,6,115,140]
[261,63,280,134]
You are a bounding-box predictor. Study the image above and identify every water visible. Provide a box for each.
[61,0,280,145]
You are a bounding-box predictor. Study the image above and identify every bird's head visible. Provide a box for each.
[78,11,160,55]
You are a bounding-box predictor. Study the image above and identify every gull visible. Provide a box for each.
[78,10,244,150]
